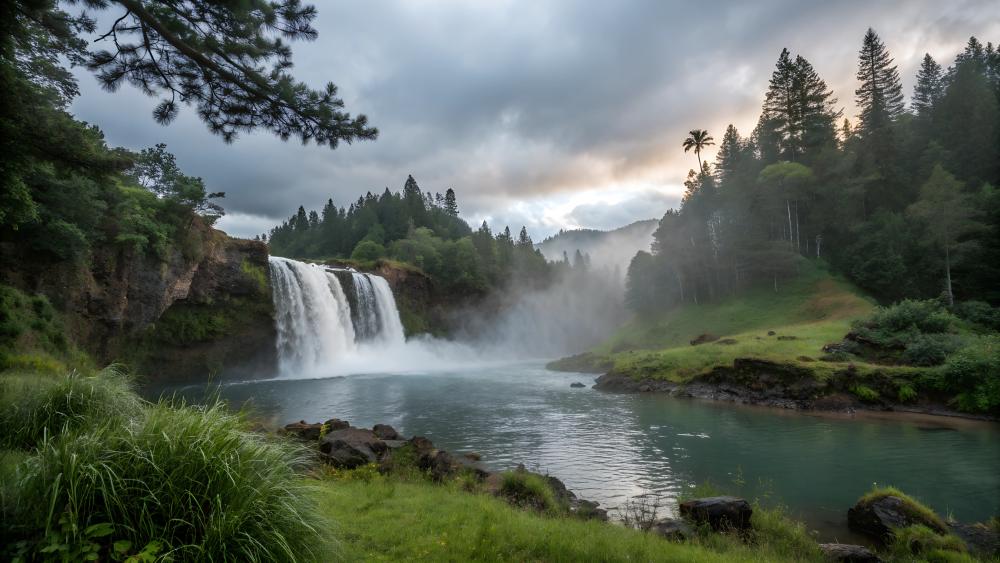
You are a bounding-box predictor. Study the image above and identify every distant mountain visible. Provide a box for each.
[536,219,659,273]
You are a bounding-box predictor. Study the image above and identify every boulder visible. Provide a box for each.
[372,423,400,440]
[323,418,350,431]
[651,518,694,541]
[679,496,753,531]
[767,330,776,336]
[282,420,323,441]
[847,495,946,545]
[818,543,882,562]
[714,338,738,345]
[777,335,798,341]
[570,382,586,388]
[319,428,387,469]
[571,498,608,522]
[690,333,719,346]
[948,522,1000,557]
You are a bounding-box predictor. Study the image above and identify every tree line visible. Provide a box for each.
[627,30,1000,316]
[264,178,581,295]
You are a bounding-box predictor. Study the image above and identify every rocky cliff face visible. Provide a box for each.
[0,218,276,381]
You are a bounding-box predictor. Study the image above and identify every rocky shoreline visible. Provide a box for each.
[588,359,998,422]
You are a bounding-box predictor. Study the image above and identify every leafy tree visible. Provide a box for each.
[351,240,385,262]
[126,144,225,222]
[682,129,715,172]
[907,165,980,306]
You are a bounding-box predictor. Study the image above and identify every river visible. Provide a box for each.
[148,361,1000,540]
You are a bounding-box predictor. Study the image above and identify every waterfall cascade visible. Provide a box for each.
[268,256,406,376]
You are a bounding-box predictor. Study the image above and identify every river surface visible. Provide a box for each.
[148,362,1000,540]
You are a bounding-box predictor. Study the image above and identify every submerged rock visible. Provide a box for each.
[679,496,753,531]
[570,382,586,388]
[818,543,882,562]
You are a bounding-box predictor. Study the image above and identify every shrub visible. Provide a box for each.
[498,471,561,514]
[5,401,325,562]
[902,334,963,366]
[351,240,386,262]
[850,384,880,402]
[931,337,1000,413]
[853,300,957,350]
[0,285,67,353]
[952,300,1000,331]
[0,366,141,450]
[897,383,918,403]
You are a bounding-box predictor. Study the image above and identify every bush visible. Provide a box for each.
[853,300,957,350]
[902,334,963,366]
[4,401,325,562]
[351,240,386,262]
[897,383,918,403]
[931,336,1000,413]
[0,285,67,353]
[850,384,880,402]
[0,366,141,451]
[953,300,1000,331]
[498,471,562,514]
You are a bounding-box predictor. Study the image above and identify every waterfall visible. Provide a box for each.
[268,256,406,376]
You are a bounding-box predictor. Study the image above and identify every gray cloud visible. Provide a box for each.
[69,0,1000,238]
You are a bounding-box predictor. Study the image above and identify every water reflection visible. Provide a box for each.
[147,362,1000,539]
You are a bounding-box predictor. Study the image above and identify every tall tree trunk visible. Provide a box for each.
[786,199,794,250]
[794,200,801,254]
[696,150,703,173]
[944,244,954,307]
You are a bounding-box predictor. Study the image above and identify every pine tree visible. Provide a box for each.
[75,0,378,147]
[761,50,838,161]
[715,124,743,181]
[444,189,459,216]
[912,54,944,118]
[855,28,905,134]
[517,226,532,247]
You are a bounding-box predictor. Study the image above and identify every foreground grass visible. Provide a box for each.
[313,475,822,563]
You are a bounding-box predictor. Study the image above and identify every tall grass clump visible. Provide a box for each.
[0,365,141,450]
[4,400,326,562]
[498,471,563,514]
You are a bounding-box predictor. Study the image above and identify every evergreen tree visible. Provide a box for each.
[444,189,459,216]
[855,28,905,134]
[912,54,944,118]
[761,50,838,162]
[714,124,743,182]
[77,0,378,147]
[935,59,1000,185]
[517,226,532,247]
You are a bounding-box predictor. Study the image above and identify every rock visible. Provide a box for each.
[777,335,798,341]
[679,496,753,531]
[323,418,350,431]
[382,439,409,449]
[282,420,323,441]
[949,521,1000,557]
[319,428,387,469]
[651,518,694,541]
[570,382,586,388]
[818,543,882,562]
[714,338,738,345]
[690,333,719,346]
[847,495,946,544]
[372,423,400,440]
[639,384,652,392]
[571,498,608,521]
[797,355,816,362]
[767,330,776,336]
[462,452,482,461]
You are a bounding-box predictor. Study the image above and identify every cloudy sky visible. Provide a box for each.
[69,0,1000,239]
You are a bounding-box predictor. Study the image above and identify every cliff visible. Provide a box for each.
[0,217,276,381]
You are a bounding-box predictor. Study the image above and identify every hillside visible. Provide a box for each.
[536,219,658,271]
[548,261,996,417]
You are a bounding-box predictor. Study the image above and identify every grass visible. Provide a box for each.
[1,366,326,562]
[858,486,949,533]
[313,475,820,562]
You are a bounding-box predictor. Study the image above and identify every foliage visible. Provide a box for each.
[2,394,325,562]
[901,334,963,366]
[0,366,141,451]
[351,239,387,262]
[929,336,1000,413]
[0,285,66,355]
[498,471,563,514]
[952,301,1000,332]
[852,299,957,348]
[850,384,880,402]
[889,525,969,561]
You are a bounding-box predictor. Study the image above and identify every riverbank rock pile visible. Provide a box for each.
[281,418,608,521]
